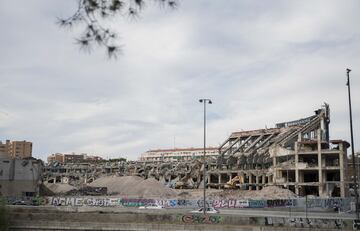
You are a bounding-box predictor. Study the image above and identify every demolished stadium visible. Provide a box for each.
[43,103,350,198]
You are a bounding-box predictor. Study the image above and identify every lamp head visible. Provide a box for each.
[199,99,203,103]
[208,100,212,104]
[347,68,351,73]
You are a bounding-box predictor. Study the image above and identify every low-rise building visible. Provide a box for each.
[139,147,219,162]
[47,153,64,163]
[47,153,103,164]
[0,157,43,197]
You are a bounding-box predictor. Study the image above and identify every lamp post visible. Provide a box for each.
[346,68,359,221]
[199,98,212,215]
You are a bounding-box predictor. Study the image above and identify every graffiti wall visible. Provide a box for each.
[49,197,120,207]
[7,196,353,211]
[265,217,351,229]
[180,214,222,224]
[212,199,249,208]
[267,199,297,208]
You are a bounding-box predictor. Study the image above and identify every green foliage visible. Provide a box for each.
[0,197,9,231]
[99,157,127,162]
[98,157,126,163]
[109,158,127,162]
[58,0,178,59]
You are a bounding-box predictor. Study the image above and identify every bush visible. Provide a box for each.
[0,197,9,231]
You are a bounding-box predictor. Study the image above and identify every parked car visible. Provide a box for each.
[12,200,27,205]
[139,204,164,209]
[191,207,219,214]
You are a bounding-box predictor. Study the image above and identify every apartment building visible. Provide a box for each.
[0,140,32,159]
[139,147,219,162]
[47,153,103,163]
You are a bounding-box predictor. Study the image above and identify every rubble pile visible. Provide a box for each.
[89,176,177,198]
[209,186,297,199]
[43,182,76,195]
[66,186,107,196]
[208,189,251,199]
[89,175,143,195]
[135,178,178,198]
[256,186,297,199]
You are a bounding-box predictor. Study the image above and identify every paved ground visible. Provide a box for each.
[10,205,356,220]
[218,208,355,219]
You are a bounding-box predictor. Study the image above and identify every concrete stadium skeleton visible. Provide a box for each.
[43,103,349,197]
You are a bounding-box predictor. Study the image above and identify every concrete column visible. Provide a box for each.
[207,173,211,189]
[299,171,304,182]
[218,174,221,190]
[273,155,277,184]
[317,129,324,197]
[339,143,345,197]
[295,141,299,195]
[256,175,259,190]
[249,173,253,190]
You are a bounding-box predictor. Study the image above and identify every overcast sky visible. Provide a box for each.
[1,1,360,161]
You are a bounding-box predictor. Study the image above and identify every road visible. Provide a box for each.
[11,205,356,220]
[218,208,356,220]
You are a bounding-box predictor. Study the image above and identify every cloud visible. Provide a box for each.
[1,0,360,161]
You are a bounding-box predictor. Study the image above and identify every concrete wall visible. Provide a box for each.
[43,196,353,211]
[7,206,355,230]
[0,158,42,197]
[0,181,38,197]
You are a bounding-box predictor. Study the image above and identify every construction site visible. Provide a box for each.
[41,103,350,199]
[3,103,358,231]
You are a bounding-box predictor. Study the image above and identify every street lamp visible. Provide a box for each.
[199,98,212,215]
[346,69,360,221]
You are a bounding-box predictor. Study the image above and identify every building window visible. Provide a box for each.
[24,192,35,197]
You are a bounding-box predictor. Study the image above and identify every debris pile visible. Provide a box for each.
[209,186,297,199]
[66,186,107,196]
[256,186,297,199]
[43,182,76,195]
[89,176,177,198]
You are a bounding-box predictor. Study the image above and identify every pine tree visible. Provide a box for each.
[58,0,178,59]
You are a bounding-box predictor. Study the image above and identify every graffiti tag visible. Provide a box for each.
[181,214,222,224]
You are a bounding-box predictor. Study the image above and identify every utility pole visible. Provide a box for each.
[346,68,360,223]
[199,98,212,215]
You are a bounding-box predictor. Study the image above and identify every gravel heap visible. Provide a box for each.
[257,186,297,199]
[89,176,177,198]
[209,186,297,199]
[44,182,76,195]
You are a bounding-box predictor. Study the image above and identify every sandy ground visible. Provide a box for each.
[46,176,296,199]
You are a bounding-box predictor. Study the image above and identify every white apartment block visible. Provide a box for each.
[139,147,219,162]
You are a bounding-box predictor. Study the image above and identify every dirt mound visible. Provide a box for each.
[65,186,108,196]
[89,176,177,198]
[208,189,252,199]
[90,175,143,195]
[257,186,297,198]
[135,178,178,198]
[209,186,297,199]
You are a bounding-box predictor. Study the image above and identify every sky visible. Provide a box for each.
[1,0,360,161]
